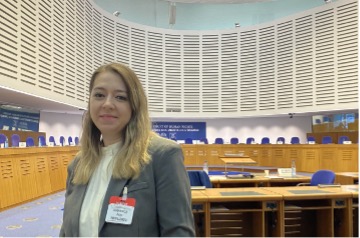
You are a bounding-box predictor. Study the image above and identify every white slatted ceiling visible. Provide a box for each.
[0,0,357,117]
[336,1,358,104]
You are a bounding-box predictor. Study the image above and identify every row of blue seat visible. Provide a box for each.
[307,135,350,144]
[0,134,80,147]
[185,135,350,144]
[184,137,300,144]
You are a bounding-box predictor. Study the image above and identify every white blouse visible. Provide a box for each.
[79,142,121,237]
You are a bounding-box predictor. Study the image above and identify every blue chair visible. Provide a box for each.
[68,136,73,145]
[74,136,80,145]
[0,133,7,145]
[199,138,208,144]
[187,170,212,188]
[297,170,335,186]
[49,136,56,145]
[261,137,270,144]
[214,138,224,144]
[185,138,193,144]
[246,137,255,144]
[338,136,349,144]
[230,137,239,144]
[322,136,332,144]
[60,136,65,146]
[38,135,46,146]
[290,137,300,144]
[307,136,315,143]
[323,117,330,123]
[26,137,35,147]
[276,137,285,144]
[11,134,20,147]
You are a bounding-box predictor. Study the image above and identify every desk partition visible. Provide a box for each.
[181,144,359,173]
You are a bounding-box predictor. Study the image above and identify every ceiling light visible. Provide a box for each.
[113,11,121,17]
[235,23,240,28]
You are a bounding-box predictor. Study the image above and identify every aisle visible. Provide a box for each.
[0,191,65,237]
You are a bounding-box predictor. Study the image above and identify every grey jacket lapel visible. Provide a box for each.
[98,177,128,232]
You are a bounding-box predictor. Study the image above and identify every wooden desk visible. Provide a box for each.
[210,175,311,188]
[341,185,359,237]
[335,172,359,185]
[191,186,357,237]
[191,190,209,237]
[263,186,353,237]
[202,187,283,237]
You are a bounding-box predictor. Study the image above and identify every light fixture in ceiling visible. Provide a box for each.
[113,11,121,17]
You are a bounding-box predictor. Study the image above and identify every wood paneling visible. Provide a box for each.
[181,144,359,173]
[0,146,79,210]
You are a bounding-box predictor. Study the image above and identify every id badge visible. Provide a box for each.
[105,196,136,225]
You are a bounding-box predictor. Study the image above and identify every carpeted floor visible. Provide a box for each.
[0,191,65,237]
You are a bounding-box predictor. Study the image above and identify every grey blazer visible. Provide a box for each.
[59,136,195,237]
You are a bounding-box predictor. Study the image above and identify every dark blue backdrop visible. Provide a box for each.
[152,122,206,140]
[0,107,40,131]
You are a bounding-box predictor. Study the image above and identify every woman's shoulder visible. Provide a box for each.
[148,134,180,152]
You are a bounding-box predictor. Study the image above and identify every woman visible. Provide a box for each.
[60,63,195,237]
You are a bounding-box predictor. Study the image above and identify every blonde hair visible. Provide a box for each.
[73,63,153,184]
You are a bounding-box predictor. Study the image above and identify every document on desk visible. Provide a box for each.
[266,176,285,179]
[191,186,206,190]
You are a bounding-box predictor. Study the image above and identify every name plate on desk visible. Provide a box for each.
[219,157,256,164]
[308,141,316,144]
[343,141,352,144]
[277,168,292,177]
[48,142,55,147]
[19,142,26,148]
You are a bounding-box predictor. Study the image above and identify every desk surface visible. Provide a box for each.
[336,172,359,178]
[191,190,208,202]
[340,184,359,197]
[210,174,311,184]
[263,186,353,199]
[202,187,282,201]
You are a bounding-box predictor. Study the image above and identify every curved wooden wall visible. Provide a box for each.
[181,144,359,173]
[0,146,78,210]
